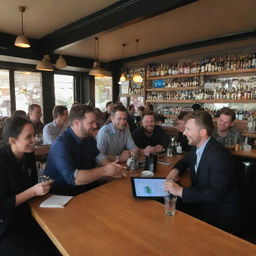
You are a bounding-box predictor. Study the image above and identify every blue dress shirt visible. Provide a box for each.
[194,137,211,173]
[96,123,137,163]
[45,127,99,188]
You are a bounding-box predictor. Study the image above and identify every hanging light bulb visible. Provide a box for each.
[132,39,143,83]
[89,37,111,77]
[119,43,127,83]
[14,6,30,48]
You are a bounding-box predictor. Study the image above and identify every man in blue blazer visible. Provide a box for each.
[165,111,240,233]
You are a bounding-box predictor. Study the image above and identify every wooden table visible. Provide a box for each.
[30,155,256,256]
[231,149,256,159]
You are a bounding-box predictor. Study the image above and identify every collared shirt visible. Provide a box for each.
[45,127,99,187]
[194,137,211,173]
[132,125,169,149]
[43,120,65,144]
[96,123,137,163]
[212,127,243,146]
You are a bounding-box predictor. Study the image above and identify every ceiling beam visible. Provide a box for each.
[112,30,256,64]
[40,0,197,52]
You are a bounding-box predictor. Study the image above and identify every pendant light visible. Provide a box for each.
[14,6,30,48]
[36,55,54,71]
[119,43,127,83]
[56,55,67,69]
[132,39,143,83]
[89,37,111,77]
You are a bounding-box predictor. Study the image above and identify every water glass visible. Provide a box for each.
[164,194,177,216]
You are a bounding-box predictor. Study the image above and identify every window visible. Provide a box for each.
[95,77,112,110]
[0,69,11,116]
[14,71,43,112]
[54,74,74,109]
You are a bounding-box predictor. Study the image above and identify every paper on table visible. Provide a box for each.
[40,195,73,208]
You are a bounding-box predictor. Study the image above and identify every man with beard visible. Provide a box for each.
[132,111,169,156]
[96,105,137,163]
[164,111,240,233]
[45,104,125,195]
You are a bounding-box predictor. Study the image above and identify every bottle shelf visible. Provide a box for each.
[146,99,256,103]
[146,73,200,80]
[145,68,256,80]
[119,94,144,97]
[146,86,203,91]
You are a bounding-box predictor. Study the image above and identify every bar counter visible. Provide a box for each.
[29,155,256,256]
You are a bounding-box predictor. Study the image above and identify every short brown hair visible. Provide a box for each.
[52,105,67,119]
[185,110,214,136]
[28,104,41,114]
[142,110,156,120]
[111,105,128,117]
[69,104,94,126]
[177,111,190,120]
[219,107,236,122]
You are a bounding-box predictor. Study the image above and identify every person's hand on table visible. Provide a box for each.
[164,179,183,197]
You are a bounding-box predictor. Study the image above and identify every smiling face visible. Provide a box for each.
[78,112,98,138]
[142,114,155,133]
[10,123,35,158]
[183,118,203,147]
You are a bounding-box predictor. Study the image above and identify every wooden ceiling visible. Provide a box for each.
[0,0,255,68]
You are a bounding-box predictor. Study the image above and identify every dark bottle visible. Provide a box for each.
[144,153,157,173]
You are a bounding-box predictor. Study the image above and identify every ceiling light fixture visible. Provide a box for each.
[89,37,111,77]
[56,55,67,69]
[36,55,54,71]
[133,39,143,83]
[119,43,127,83]
[14,6,30,48]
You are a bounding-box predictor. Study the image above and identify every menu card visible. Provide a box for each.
[40,195,73,208]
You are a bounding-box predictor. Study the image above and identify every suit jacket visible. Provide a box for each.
[0,146,37,240]
[174,137,240,232]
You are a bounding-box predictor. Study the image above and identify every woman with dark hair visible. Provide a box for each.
[0,117,57,255]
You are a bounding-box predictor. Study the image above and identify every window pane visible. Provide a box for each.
[54,74,74,109]
[95,77,112,110]
[0,69,11,116]
[14,71,43,112]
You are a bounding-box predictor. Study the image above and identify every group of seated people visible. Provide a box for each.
[0,101,245,255]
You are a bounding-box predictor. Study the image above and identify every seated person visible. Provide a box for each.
[132,110,169,156]
[43,105,68,144]
[45,104,125,195]
[11,110,28,119]
[0,117,57,255]
[165,111,240,233]
[127,104,140,132]
[28,104,44,135]
[175,111,191,152]
[96,105,137,163]
[212,107,243,147]
[102,101,114,125]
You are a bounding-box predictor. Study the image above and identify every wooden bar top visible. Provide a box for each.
[29,155,256,256]
[231,149,256,159]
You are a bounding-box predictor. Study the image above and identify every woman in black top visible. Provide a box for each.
[0,117,58,256]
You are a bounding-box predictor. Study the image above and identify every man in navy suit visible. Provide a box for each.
[165,111,240,233]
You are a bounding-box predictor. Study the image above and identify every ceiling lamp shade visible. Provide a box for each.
[89,60,104,77]
[14,6,30,48]
[36,55,54,71]
[89,37,111,77]
[56,55,67,69]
